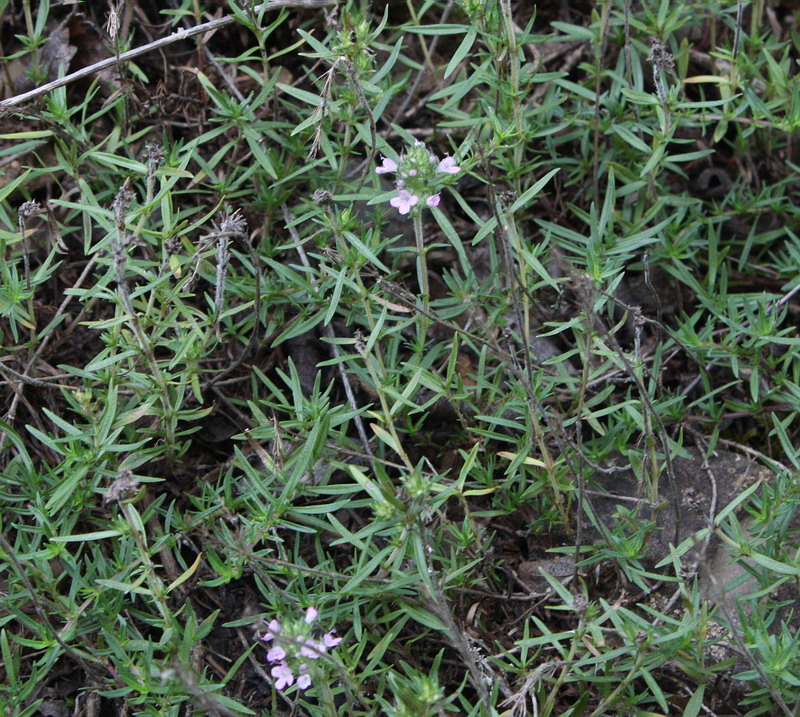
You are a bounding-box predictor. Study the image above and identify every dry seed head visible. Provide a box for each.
[312,188,332,205]
[354,329,366,354]
[104,470,141,504]
[18,200,42,221]
[647,41,674,73]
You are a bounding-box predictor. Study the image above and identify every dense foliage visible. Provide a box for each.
[1,0,800,714]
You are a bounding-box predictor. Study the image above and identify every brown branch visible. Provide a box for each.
[0,0,337,109]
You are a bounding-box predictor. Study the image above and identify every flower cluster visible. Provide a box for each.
[376,140,460,216]
[261,607,341,691]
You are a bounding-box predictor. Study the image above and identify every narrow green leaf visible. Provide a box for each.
[50,530,124,543]
[510,169,559,213]
[89,152,148,173]
[444,30,476,79]
[684,685,705,717]
[275,82,324,106]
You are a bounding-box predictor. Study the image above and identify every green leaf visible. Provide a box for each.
[404,24,470,35]
[750,552,800,576]
[551,21,596,40]
[275,82,324,106]
[639,141,667,176]
[611,124,651,154]
[50,530,123,542]
[640,666,669,713]
[341,544,394,594]
[342,230,390,272]
[397,599,446,631]
[88,152,148,174]
[683,685,705,717]
[444,30,476,79]
[510,169,560,213]
[0,130,52,139]
[242,126,277,179]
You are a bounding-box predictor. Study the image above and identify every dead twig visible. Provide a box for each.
[0,0,338,109]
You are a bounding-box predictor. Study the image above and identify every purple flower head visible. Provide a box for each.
[375,141,461,217]
[436,156,460,175]
[390,189,419,215]
[271,662,294,690]
[259,607,342,692]
[376,157,398,174]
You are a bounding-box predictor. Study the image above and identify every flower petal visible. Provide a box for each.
[323,632,342,648]
[267,646,286,662]
[376,157,398,174]
[261,619,281,641]
[436,156,460,174]
[389,189,419,215]
[271,662,294,690]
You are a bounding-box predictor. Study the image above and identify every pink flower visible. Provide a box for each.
[271,662,294,690]
[261,619,281,641]
[323,632,342,648]
[436,156,460,174]
[258,609,343,692]
[390,189,419,215]
[267,646,286,662]
[426,194,441,208]
[376,157,397,174]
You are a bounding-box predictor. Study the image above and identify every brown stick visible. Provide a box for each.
[0,0,337,109]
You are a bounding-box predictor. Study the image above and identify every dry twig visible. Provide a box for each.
[0,0,337,109]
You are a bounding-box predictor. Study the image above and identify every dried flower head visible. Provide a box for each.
[312,188,333,205]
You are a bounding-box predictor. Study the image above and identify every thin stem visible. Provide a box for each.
[17,203,37,345]
[588,648,648,717]
[112,182,177,459]
[592,0,613,208]
[22,0,41,82]
[355,332,415,473]
[499,0,523,193]
[413,212,430,348]
[119,500,178,637]
[732,0,744,93]
[499,198,529,349]
[403,0,434,71]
